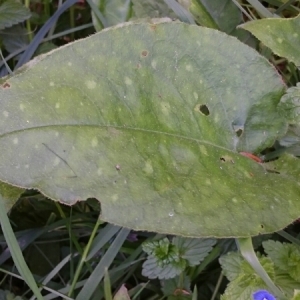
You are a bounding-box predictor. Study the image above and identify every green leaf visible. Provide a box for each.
[0,0,31,30]
[131,0,176,19]
[161,275,191,297]
[0,25,29,56]
[263,240,300,282]
[278,125,300,156]
[220,253,275,300]
[142,237,215,279]
[142,254,186,280]
[164,0,195,24]
[278,83,300,124]
[219,252,244,282]
[143,238,179,264]
[292,290,300,300]
[240,14,300,66]
[91,0,132,31]
[0,20,298,238]
[275,272,300,299]
[172,237,216,266]
[189,0,242,33]
[0,181,24,212]
[0,189,43,300]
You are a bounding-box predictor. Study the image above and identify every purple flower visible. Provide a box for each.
[252,290,276,300]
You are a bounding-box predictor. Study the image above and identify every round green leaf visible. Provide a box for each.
[0,0,31,30]
[0,21,294,237]
[240,15,300,66]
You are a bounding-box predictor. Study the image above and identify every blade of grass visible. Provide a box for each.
[85,0,108,28]
[0,49,13,75]
[192,285,197,300]
[86,224,121,261]
[0,23,93,72]
[104,269,113,300]
[237,237,284,298]
[130,282,149,300]
[164,0,195,24]
[16,0,78,69]
[244,0,277,18]
[76,227,130,300]
[275,0,297,14]
[231,0,255,20]
[210,272,223,300]
[277,230,300,246]
[68,217,102,297]
[0,195,43,300]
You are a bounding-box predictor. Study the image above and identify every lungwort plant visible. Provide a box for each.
[1,8,300,300]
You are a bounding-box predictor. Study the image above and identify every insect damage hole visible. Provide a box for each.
[195,104,210,116]
[235,128,243,137]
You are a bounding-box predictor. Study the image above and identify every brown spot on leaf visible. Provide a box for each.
[150,24,156,30]
[2,82,11,88]
[141,50,149,57]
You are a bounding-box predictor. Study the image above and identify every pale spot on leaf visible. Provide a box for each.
[125,77,132,85]
[277,37,283,43]
[205,179,211,185]
[143,160,153,174]
[97,168,103,175]
[112,194,119,201]
[13,138,18,145]
[91,137,98,147]
[214,113,220,122]
[186,64,193,71]
[49,82,55,87]
[160,102,170,115]
[85,80,97,89]
[19,104,25,111]
[55,103,60,109]
[151,60,157,69]
[53,157,60,166]
[3,111,8,117]
[199,145,208,156]
[193,92,198,100]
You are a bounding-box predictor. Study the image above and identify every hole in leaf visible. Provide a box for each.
[199,104,210,116]
[236,128,243,137]
[220,156,234,164]
[141,50,148,57]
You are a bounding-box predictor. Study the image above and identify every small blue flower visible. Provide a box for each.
[252,290,276,300]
